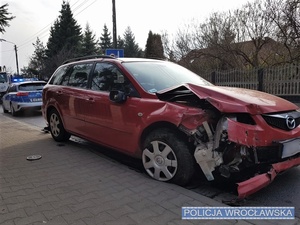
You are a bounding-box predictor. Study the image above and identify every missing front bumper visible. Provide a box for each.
[237,157,300,199]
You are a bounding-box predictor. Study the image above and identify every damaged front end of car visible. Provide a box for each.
[157,84,300,199]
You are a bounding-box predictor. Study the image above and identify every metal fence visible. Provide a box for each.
[201,63,300,100]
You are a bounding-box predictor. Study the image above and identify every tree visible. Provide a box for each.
[45,1,82,77]
[266,0,300,62]
[99,24,112,53]
[0,3,15,33]
[169,0,290,73]
[117,35,124,49]
[162,21,202,62]
[123,26,143,57]
[145,31,164,59]
[80,23,99,56]
[28,38,46,79]
[231,0,275,67]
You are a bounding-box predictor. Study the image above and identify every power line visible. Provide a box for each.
[16,0,99,51]
[74,0,98,17]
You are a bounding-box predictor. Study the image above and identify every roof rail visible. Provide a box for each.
[62,55,115,64]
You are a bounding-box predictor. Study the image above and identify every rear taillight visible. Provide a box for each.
[16,92,29,96]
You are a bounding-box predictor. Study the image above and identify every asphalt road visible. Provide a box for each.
[1,106,300,217]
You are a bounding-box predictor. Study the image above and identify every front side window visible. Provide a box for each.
[91,63,119,92]
[91,62,138,97]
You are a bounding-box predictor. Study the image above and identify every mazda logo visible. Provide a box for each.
[286,116,296,130]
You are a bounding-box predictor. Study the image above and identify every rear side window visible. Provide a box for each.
[48,63,93,89]
[48,66,70,85]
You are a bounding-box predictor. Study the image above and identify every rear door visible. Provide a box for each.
[47,63,93,135]
[2,85,16,110]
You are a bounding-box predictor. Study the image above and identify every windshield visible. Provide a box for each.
[123,61,212,93]
[0,73,8,83]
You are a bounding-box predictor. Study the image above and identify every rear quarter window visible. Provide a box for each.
[48,66,70,85]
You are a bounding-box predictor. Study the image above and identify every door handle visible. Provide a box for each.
[86,97,95,103]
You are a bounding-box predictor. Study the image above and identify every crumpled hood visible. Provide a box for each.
[157,83,298,114]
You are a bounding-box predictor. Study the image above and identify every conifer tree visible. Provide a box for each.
[46,1,81,59]
[0,3,15,33]
[145,31,164,59]
[123,26,142,57]
[81,23,99,56]
[28,38,46,79]
[117,35,125,49]
[45,1,82,76]
[99,24,112,53]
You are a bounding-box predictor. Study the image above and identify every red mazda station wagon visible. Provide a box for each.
[42,55,300,198]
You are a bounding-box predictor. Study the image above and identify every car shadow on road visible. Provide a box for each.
[17,110,42,117]
[67,135,240,203]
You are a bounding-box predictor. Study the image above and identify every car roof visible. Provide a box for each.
[117,58,165,63]
[11,81,46,86]
[62,55,165,66]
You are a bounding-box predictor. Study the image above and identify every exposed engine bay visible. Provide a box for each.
[182,106,300,199]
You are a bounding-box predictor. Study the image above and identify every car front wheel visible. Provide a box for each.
[142,128,195,186]
[2,104,8,113]
[48,109,71,142]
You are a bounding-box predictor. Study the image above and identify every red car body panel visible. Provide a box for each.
[237,157,300,199]
[180,83,298,114]
[227,118,300,147]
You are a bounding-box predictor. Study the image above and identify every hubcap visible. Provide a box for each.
[142,141,178,181]
[49,113,60,137]
[155,155,164,165]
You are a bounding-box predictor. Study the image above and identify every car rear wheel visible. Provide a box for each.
[10,103,18,116]
[142,128,195,186]
[48,109,71,142]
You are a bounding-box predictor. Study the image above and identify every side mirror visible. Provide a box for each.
[109,90,127,103]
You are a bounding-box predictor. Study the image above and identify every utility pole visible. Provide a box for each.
[112,0,117,48]
[14,44,19,75]
[0,39,19,75]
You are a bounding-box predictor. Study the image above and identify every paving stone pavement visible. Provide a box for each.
[0,113,299,225]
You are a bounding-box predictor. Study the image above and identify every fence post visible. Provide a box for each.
[211,71,216,84]
[258,68,264,92]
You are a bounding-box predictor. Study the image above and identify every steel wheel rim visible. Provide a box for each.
[142,140,178,181]
[49,113,60,137]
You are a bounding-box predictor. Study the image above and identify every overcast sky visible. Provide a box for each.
[0,0,252,74]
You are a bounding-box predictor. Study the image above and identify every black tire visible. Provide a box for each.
[2,104,8,113]
[142,128,196,186]
[10,104,18,116]
[48,109,71,142]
